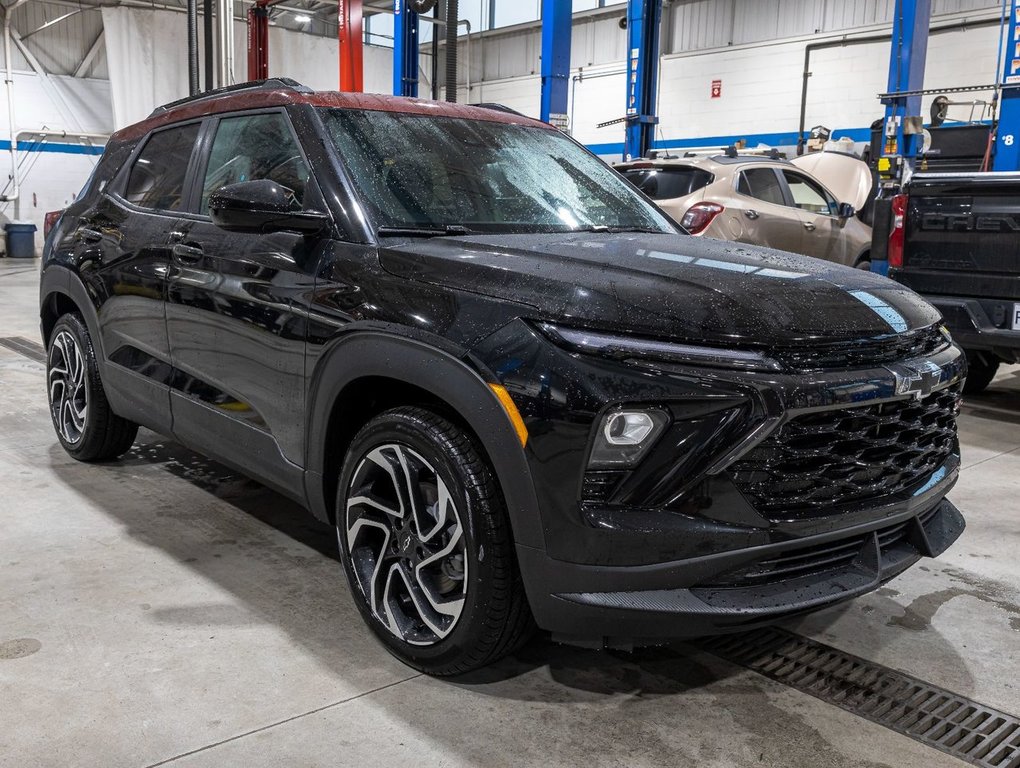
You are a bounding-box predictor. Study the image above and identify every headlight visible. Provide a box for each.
[588,408,670,468]
[538,323,782,372]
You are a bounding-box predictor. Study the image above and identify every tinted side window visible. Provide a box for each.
[124,124,200,211]
[621,167,713,200]
[737,168,785,206]
[200,113,310,213]
[782,170,837,215]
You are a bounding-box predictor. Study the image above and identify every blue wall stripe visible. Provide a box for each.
[586,122,993,156]
[585,126,875,156]
[0,140,105,156]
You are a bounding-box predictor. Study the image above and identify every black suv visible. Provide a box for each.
[41,80,966,675]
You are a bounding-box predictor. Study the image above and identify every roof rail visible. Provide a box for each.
[148,78,312,117]
[472,102,526,117]
[677,145,788,161]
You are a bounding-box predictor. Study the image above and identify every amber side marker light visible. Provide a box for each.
[488,383,529,447]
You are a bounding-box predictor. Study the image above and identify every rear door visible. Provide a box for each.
[731,167,805,253]
[165,109,323,495]
[73,120,203,433]
[779,169,847,264]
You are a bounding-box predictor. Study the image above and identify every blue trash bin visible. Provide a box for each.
[5,221,37,259]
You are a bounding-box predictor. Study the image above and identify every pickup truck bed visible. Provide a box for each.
[889,172,1020,391]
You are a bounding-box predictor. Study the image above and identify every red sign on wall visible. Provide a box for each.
[711,79,722,99]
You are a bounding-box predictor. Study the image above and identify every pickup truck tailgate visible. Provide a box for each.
[893,172,1020,301]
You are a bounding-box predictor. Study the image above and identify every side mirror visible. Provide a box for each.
[208,179,329,235]
[837,202,856,219]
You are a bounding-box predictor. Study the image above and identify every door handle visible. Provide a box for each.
[172,243,204,263]
[78,227,103,243]
[803,222,816,231]
[744,209,759,220]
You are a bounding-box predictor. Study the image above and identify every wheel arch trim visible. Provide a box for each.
[39,266,103,358]
[303,330,545,550]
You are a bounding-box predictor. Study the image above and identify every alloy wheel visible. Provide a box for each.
[342,443,468,646]
[48,329,88,445]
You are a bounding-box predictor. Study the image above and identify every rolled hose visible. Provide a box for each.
[408,0,437,12]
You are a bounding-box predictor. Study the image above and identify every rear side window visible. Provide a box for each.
[124,123,200,211]
[199,112,310,213]
[737,168,786,206]
[621,167,713,200]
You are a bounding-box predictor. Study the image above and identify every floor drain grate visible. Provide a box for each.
[0,336,46,364]
[702,628,1020,768]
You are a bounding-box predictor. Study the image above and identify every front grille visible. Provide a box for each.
[730,383,961,516]
[774,325,948,371]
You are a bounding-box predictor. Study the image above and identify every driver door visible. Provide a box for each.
[166,109,322,491]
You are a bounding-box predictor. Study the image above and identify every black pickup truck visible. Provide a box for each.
[886,172,1020,392]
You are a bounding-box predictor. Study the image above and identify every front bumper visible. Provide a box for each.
[926,295,1020,362]
[474,319,967,641]
[518,491,964,641]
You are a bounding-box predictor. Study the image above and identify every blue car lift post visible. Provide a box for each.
[540,0,571,128]
[872,0,932,275]
[393,0,420,97]
[624,0,662,160]
[993,0,1020,171]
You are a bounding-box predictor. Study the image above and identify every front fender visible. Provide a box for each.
[303,330,545,550]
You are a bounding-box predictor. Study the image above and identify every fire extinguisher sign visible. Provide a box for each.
[711,79,722,99]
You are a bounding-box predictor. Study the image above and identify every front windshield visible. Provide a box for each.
[320,108,676,235]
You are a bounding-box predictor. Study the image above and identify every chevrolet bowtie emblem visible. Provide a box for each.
[888,359,944,400]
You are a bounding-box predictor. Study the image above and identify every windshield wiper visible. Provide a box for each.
[377,224,472,237]
[573,225,665,234]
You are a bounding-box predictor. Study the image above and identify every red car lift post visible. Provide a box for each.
[248,0,363,90]
[338,0,363,92]
[247,0,276,81]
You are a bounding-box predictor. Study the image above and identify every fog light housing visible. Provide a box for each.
[588,408,669,468]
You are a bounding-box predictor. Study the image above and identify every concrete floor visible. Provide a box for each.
[1,258,1018,768]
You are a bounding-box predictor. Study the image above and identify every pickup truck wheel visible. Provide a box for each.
[335,406,533,676]
[963,352,1000,394]
[46,314,138,462]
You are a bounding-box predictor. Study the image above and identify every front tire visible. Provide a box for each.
[962,351,1000,395]
[46,313,138,461]
[335,406,532,676]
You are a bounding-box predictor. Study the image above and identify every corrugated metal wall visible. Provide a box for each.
[461,0,1005,87]
[669,0,1001,53]
[1,1,106,78]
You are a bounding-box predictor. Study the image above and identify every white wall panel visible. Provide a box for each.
[568,69,628,145]
[266,30,392,94]
[0,74,111,235]
[441,0,1005,163]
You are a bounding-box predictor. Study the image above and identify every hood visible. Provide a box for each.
[379,232,940,347]
[791,152,873,211]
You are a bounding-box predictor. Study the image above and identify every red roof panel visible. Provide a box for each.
[113,88,552,142]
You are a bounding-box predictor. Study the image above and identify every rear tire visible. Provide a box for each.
[46,313,138,461]
[963,351,1000,395]
[335,406,533,676]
